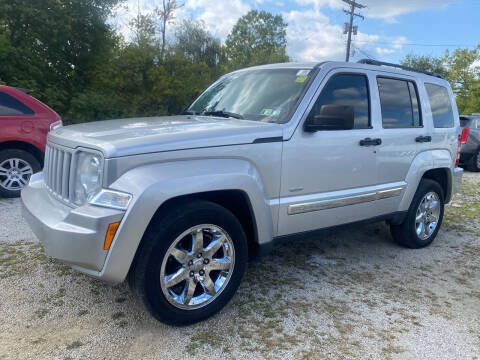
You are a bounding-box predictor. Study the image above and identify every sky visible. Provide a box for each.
[110,0,479,64]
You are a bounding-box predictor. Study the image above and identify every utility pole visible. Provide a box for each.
[342,0,365,62]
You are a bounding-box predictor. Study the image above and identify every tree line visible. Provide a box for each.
[402,47,480,114]
[0,0,478,123]
[0,0,288,123]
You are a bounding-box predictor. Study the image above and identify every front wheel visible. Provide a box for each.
[129,200,248,325]
[390,179,444,249]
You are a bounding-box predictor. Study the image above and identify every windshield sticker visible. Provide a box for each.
[262,109,274,116]
[296,70,310,76]
[295,76,308,83]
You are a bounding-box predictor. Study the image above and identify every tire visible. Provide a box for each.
[129,200,248,325]
[390,179,444,249]
[466,151,480,172]
[0,149,41,198]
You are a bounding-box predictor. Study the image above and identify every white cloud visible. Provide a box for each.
[283,8,344,62]
[295,0,459,22]
[363,0,459,21]
[184,0,250,40]
[376,47,395,55]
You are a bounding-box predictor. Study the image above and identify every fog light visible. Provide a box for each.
[104,222,121,250]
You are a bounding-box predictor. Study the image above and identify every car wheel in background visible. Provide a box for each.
[467,151,480,172]
[0,149,41,198]
[390,179,444,249]
[128,200,248,325]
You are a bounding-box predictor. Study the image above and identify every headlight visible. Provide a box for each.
[74,151,103,206]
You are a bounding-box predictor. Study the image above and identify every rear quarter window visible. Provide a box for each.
[0,91,35,116]
[424,83,454,128]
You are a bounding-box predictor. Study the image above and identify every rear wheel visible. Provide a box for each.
[129,200,248,325]
[0,149,41,198]
[390,179,444,249]
[467,151,480,172]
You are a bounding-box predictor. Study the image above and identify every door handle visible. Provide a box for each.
[360,138,382,146]
[415,136,432,143]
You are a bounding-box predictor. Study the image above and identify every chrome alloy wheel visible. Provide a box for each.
[415,192,441,240]
[0,158,33,191]
[160,224,235,310]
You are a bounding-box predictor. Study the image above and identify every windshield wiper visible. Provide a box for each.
[202,110,244,119]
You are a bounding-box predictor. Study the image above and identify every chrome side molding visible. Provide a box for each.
[288,187,404,215]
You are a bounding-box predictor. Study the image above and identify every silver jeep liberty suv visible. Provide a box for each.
[22,59,463,325]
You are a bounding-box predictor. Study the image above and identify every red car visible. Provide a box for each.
[0,85,62,197]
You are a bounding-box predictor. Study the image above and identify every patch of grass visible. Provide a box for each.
[191,331,225,348]
[115,320,128,328]
[31,338,46,345]
[66,340,83,350]
[111,311,125,320]
[186,342,201,356]
[34,308,49,319]
[467,291,480,299]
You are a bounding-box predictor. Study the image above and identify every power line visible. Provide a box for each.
[353,45,375,60]
[342,0,365,62]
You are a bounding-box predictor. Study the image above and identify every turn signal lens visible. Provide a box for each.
[104,222,120,250]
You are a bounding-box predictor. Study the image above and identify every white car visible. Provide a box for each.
[22,59,463,325]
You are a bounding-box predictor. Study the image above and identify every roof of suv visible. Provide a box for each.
[240,60,449,85]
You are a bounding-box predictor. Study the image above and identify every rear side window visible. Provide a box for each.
[0,91,34,116]
[425,83,454,128]
[312,73,370,129]
[377,77,421,128]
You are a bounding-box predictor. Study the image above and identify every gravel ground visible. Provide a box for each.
[0,172,479,360]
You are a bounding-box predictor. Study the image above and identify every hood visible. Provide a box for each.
[48,115,283,158]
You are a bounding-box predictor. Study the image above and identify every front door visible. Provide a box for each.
[278,69,381,236]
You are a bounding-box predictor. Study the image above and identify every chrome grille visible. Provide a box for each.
[44,144,74,203]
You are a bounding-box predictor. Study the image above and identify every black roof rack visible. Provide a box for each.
[357,59,444,79]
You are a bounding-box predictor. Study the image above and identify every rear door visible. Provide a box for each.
[374,74,424,210]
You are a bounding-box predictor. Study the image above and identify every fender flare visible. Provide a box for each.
[398,149,453,211]
[98,158,273,283]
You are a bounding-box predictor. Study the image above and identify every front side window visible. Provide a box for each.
[310,73,370,129]
[378,77,421,128]
[0,91,34,116]
[188,68,313,124]
[425,83,454,128]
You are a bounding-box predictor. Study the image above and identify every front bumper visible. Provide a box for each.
[452,167,463,196]
[21,172,124,274]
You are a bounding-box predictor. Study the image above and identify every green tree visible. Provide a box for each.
[444,46,480,111]
[225,10,289,70]
[174,20,225,70]
[0,0,121,117]
[401,47,480,114]
[401,54,448,78]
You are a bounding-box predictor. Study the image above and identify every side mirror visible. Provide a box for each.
[304,104,355,132]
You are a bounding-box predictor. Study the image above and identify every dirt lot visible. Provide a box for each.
[0,172,479,360]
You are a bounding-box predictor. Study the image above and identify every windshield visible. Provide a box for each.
[187,68,313,124]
